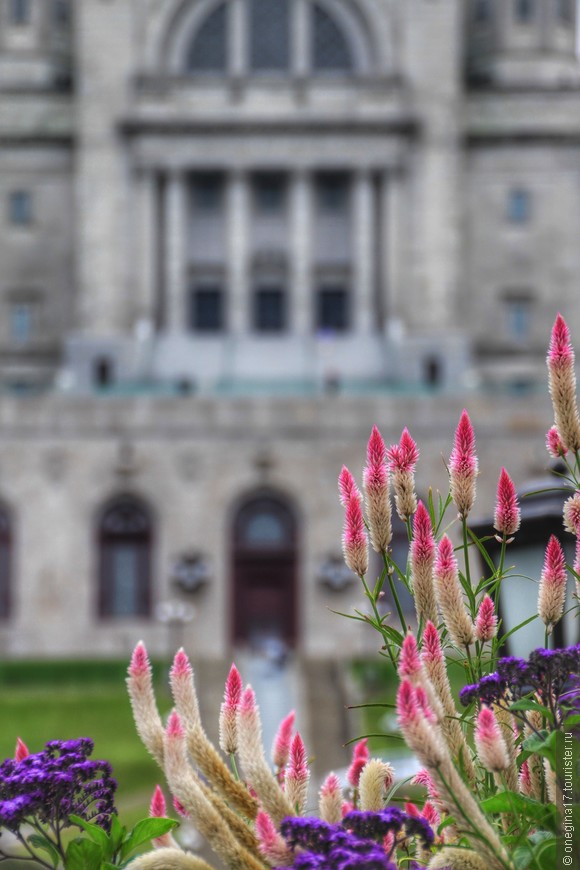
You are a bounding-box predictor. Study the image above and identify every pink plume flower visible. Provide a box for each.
[405,802,421,817]
[421,621,444,665]
[449,410,478,518]
[398,633,422,678]
[341,801,354,818]
[347,738,369,788]
[219,663,243,755]
[547,314,580,452]
[255,812,293,864]
[342,492,368,577]
[272,710,295,770]
[338,466,361,507]
[388,428,419,521]
[173,797,189,818]
[434,535,474,648]
[412,768,440,800]
[410,501,438,627]
[320,773,341,797]
[414,686,437,724]
[166,710,185,739]
[387,428,419,474]
[150,784,167,818]
[411,502,435,565]
[475,707,510,773]
[563,491,580,536]
[170,648,192,680]
[363,426,392,553]
[546,425,568,458]
[383,831,395,855]
[538,535,568,632]
[285,732,309,812]
[129,641,150,678]
[240,685,257,716]
[549,312,574,367]
[14,738,29,762]
[475,595,498,643]
[422,800,441,830]
[494,468,520,538]
[519,760,533,797]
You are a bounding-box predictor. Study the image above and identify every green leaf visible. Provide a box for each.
[467,528,497,575]
[499,613,538,645]
[522,730,557,770]
[509,698,553,722]
[65,838,103,870]
[28,833,60,868]
[119,818,178,862]
[480,791,558,833]
[109,814,127,854]
[69,815,110,850]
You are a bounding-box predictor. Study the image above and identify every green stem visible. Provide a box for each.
[462,517,473,602]
[383,554,408,635]
[230,753,240,781]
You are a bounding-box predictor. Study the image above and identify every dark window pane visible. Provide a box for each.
[192,174,224,211]
[254,174,286,213]
[503,294,533,340]
[255,288,286,332]
[312,5,352,71]
[191,287,223,332]
[507,188,531,223]
[186,3,228,72]
[99,498,152,619]
[316,174,349,213]
[10,0,30,25]
[250,0,290,71]
[10,304,32,344]
[54,0,69,26]
[317,287,349,332]
[515,0,534,21]
[558,0,573,23]
[474,0,492,22]
[94,356,115,387]
[9,191,32,226]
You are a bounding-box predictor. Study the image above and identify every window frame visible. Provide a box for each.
[190,284,225,333]
[316,285,350,333]
[506,188,532,224]
[8,190,33,227]
[9,0,31,26]
[254,286,287,333]
[97,497,153,620]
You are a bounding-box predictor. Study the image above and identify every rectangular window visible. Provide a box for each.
[317,287,349,332]
[250,0,290,70]
[503,293,533,341]
[190,286,224,332]
[10,304,32,344]
[316,173,350,214]
[10,0,30,24]
[474,0,492,22]
[253,174,287,214]
[557,0,573,23]
[192,174,224,212]
[254,287,286,332]
[507,188,531,223]
[54,0,69,26]
[9,190,32,226]
[515,0,534,22]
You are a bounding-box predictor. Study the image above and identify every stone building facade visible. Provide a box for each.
[0,0,579,677]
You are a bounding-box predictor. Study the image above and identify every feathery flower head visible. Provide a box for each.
[421,800,440,830]
[475,595,497,643]
[172,797,189,818]
[414,686,437,724]
[563,491,580,536]
[538,535,567,632]
[14,738,29,762]
[338,465,361,507]
[547,314,580,452]
[285,732,310,812]
[150,784,166,818]
[410,502,438,626]
[449,410,478,518]
[367,425,387,467]
[319,772,343,824]
[347,738,370,788]
[166,710,185,739]
[219,663,243,755]
[255,812,293,865]
[170,648,192,680]
[398,633,422,678]
[129,641,150,678]
[411,501,435,565]
[421,621,443,664]
[223,663,242,709]
[272,709,295,770]
[412,768,439,800]
[359,759,395,812]
[396,680,419,729]
[475,707,510,773]
[321,773,342,798]
[240,685,257,715]
[494,467,520,538]
[387,428,419,474]
[364,426,392,553]
[546,425,568,458]
[342,492,369,576]
[519,759,533,797]
[434,535,474,648]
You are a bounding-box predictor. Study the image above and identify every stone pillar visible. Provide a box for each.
[290,170,312,334]
[227,170,250,333]
[353,170,375,334]
[230,0,246,75]
[134,169,158,327]
[293,0,309,77]
[164,170,188,333]
[380,168,405,330]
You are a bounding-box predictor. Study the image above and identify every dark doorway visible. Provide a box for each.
[231,494,298,649]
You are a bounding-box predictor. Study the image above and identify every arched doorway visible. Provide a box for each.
[97,495,153,619]
[231,493,298,649]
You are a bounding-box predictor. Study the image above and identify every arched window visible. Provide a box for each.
[186,2,228,72]
[250,0,290,71]
[312,4,353,72]
[98,496,153,619]
[0,507,12,620]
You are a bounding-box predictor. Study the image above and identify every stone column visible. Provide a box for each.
[134,169,158,326]
[230,0,246,75]
[353,170,375,334]
[290,170,312,334]
[293,0,309,77]
[380,168,405,330]
[227,170,250,333]
[164,170,188,333]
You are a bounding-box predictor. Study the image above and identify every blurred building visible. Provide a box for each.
[0,0,578,741]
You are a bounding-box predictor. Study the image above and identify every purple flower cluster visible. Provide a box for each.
[0,738,117,834]
[275,807,433,869]
[459,644,580,714]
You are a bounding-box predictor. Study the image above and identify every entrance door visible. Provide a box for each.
[232,494,297,649]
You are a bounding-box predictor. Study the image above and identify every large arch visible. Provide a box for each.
[97,494,154,619]
[230,489,299,649]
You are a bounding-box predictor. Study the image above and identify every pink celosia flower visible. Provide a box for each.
[412,768,440,800]
[414,686,437,724]
[475,595,497,643]
[434,535,474,648]
[219,663,242,755]
[383,831,395,855]
[396,681,445,766]
[421,621,444,665]
[563,491,580,536]
[150,784,167,818]
[475,707,510,773]
[546,425,568,458]
[172,797,189,818]
[166,710,185,739]
[170,648,192,680]
[422,800,441,830]
[410,501,438,626]
[14,738,29,762]
[547,314,580,452]
[363,426,392,553]
[387,428,419,521]
[129,640,150,678]
[341,801,354,817]
[272,710,295,771]
[338,466,361,507]
[398,633,422,678]
[538,535,568,632]
[342,492,368,577]
[318,772,343,824]
[518,760,533,797]
[449,410,478,518]
[255,812,293,865]
[285,732,309,812]
[405,801,421,817]
[347,738,369,788]
[494,467,520,538]
[320,773,341,797]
